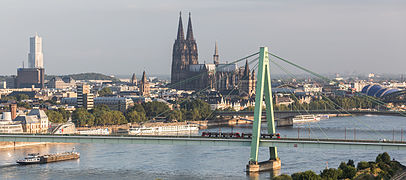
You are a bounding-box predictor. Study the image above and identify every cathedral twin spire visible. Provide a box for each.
[176,12,195,41]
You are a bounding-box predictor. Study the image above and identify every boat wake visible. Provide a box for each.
[0,164,19,168]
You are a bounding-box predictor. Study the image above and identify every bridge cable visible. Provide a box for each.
[269,52,406,117]
[147,57,260,123]
[271,60,329,140]
[269,53,386,140]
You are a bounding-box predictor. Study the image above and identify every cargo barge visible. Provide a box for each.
[16,148,80,165]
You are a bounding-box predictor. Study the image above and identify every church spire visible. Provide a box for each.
[213,41,219,65]
[186,12,194,40]
[141,71,147,83]
[176,12,185,40]
[243,59,250,78]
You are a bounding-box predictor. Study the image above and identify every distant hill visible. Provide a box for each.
[46,73,120,82]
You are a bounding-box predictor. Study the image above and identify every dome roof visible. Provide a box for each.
[361,84,400,97]
[382,89,400,97]
[361,85,371,94]
[367,85,382,96]
[375,88,388,97]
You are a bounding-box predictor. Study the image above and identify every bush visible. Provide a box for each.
[340,165,357,179]
[355,173,375,180]
[338,162,347,170]
[320,168,342,180]
[273,174,292,180]
[292,170,321,180]
[376,152,391,164]
[347,159,355,167]
[357,161,370,170]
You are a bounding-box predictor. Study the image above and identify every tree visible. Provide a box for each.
[46,110,65,123]
[320,168,342,180]
[98,87,113,97]
[94,110,112,126]
[1,95,16,102]
[111,110,127,125]
[273,174,292,180]
[347,159,355,167]
[168,109,182,121]
[292,170,321,180]
[126,110,142,123]
[57,108,71,122]
[72,108,95,127]
[16,94,29,101]
[125,104,147,123]
[339,165,357,179]
[142,101,170,118]
[376,152,391,164]
[180,99,212,120]
[357,161,370,170]
[17,102,31,109]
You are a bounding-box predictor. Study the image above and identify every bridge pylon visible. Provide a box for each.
[246,47,281,172]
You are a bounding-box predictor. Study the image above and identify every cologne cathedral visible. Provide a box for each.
[170,13,256,97]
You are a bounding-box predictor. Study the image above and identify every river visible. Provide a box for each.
[1,115,405,179]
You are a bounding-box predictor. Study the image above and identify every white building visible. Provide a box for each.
[27,109,49,132]
[303,84,323,93]
[0,112,23,133]
[28,33,44,68]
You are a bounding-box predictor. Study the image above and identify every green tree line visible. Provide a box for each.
[68,99,212,127]
[275,96,380,111]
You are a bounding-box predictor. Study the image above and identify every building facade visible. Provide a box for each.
[15,68,45,88]
[28,33,44,68]
[170,13,255,96]
[77,84,94,110]
[94,97,134,112]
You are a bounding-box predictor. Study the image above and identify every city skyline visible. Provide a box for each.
[0,0,405,76]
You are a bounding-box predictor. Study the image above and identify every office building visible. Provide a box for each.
[28,33,44,68]
[77,84,94,110]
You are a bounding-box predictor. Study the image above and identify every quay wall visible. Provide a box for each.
[0,141,47,149]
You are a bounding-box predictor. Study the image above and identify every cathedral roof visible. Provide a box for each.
[216,64,237,72]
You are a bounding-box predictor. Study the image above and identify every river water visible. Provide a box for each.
[1,115,405,180]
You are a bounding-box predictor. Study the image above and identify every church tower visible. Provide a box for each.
[213,41,219,65]
[171,12,187,87]
[239,59,255,97]
[139,71,150,97]
[130,73,137,86]
[185,12,198,65]
[171,12,199,89]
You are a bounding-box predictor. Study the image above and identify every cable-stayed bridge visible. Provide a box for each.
[1,134,405,150]
[3,47,406,172]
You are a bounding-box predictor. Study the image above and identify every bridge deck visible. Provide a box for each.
[1,134,405,151]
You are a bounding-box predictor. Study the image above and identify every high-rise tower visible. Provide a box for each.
[28,33,44,68]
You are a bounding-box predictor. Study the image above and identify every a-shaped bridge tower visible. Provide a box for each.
[247,46,280,172]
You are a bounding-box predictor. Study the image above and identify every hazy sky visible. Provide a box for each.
[0,0,405,76]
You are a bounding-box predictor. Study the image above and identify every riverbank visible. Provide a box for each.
[273,152,406,180]
[0,141,48,149]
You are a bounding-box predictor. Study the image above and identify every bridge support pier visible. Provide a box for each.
[247,47,281,173]
[246,158,281,172]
